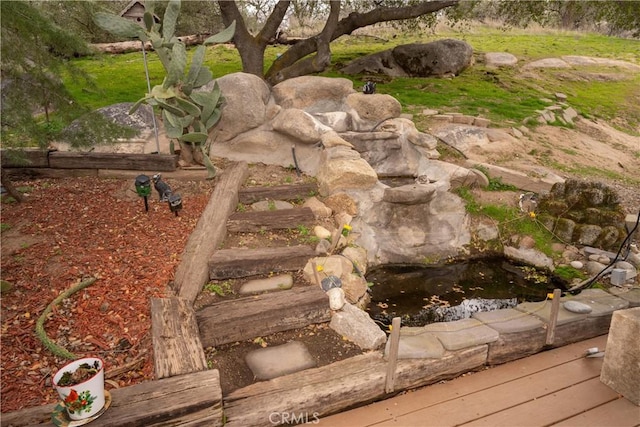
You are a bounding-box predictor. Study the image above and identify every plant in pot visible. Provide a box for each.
[52,357,106,421]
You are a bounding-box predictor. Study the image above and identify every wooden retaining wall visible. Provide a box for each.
[1,149,178,175]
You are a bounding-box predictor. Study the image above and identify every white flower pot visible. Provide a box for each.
[53,357,105,421]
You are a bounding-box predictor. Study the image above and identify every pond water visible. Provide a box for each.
[366,257,562,329]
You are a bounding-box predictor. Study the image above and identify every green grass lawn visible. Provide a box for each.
[62,25,640,133]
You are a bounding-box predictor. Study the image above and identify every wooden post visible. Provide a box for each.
[546,288,562,345]
[385,317,402,394]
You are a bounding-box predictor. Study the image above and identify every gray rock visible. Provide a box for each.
[329,303,386,350]
[272,108,328,143]
[576,224,602,246]
[251,200,293,211]
[340,273,369,305]
[341,50,409,78]
[473,308,544,333]
[346,93,402,129]
[384,331,445,359]
[586,260,610,276]
[473,117,491,127]
[433,124,491,153]
[476,222,499,241]
[570,260,584,269]
[316,148,378,196]
[485,52,518,68]
[615,261,634,272]
[423,318,499,351]
[245,341,316,380]
[504,246,555,271]
[315,239,332,255]
[272,76,356,113]
[209,72,271,143]
[341,246,368,276]
[382,183,437,205]
[563,300,592,314]
[313,112,352,133]
[523,58,571,69]
[572,289,629,316]
[303,197,332,219]
[392,39,473,77]
[469,168,490,188]
[239,274,293,295]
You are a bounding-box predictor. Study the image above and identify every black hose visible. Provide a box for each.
[584,209,639,288]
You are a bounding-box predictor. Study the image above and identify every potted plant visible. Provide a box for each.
[52,357,106,421]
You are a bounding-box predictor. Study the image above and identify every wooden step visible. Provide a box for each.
[0,369,223,427]
[197,286,331,347]
[227,207,316,233]
[151,297,208,379]
[173,161,249,304]
[209,245,315,280]
[238,183,318,204]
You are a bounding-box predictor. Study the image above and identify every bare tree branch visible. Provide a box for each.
[219,0,460,82]
[265,0,459,83]
[268,0,340,83]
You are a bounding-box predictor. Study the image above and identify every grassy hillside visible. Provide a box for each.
[65,26,639,133]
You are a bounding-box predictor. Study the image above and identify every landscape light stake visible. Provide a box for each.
[168,193,183,217]
[134,174,151,212]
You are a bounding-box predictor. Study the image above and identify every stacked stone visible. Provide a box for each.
[538,179,627,250]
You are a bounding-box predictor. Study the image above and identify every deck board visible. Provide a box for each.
[319,335,639,427]
[460,377,619,426]
[552,397,640,426]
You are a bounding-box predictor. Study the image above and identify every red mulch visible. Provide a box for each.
[1,176,211,413]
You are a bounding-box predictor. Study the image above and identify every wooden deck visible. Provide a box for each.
[320,335,640,427]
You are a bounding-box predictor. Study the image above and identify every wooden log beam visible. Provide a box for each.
[197,286,330,347]
[238,183,318,204]
[0,370,223,427]
[208,245,315,279]
[486,327,547,365]
[227,207,316,232]
[223,346,488,427]
[151,297,208,379]
[48,152,178,171]
[2,168,98,179]
[173,161,249,303]
[1,149,50,168]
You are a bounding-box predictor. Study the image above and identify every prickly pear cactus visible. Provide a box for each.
[94,0,235,178]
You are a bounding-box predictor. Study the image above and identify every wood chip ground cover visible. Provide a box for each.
[1,176,212,412]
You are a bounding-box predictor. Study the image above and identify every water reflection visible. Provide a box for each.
[366,257,556,328]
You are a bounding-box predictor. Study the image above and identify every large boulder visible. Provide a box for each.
[209,72,272,143]
[210,127,322,175]
[392,39,473,77]
[316,147,378,196]
[272,76,356,113]
[341,50,409,77]
[272,108,331,144]
[56,103,159,153]
[350,181,470,265]
[345,93,402,130]
[342,39,473,78]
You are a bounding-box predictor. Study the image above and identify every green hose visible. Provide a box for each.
[35,277,97,359]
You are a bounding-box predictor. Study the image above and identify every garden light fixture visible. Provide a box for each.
[168,193,183,216]
[134,174,151,212]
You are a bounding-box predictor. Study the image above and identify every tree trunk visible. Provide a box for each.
[267,1,340,83]
[1,168,25,202]
[218,0,290,78]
